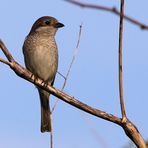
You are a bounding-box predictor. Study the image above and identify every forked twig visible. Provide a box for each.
[0,58,10,65]
[117,0,146,147]
[51,24,83,112]
[57,71,66,80]
[50,25,82,148]
[62,24,82,90]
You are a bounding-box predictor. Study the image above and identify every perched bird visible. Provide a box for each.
[23,16,64,132]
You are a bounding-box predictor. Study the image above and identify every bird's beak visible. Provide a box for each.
[55,22,64,28]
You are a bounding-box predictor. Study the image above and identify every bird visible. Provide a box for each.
[23,16,64,132]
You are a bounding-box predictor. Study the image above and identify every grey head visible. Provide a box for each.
[29,16,64,36]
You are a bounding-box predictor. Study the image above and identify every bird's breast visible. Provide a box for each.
[23,34,58,82]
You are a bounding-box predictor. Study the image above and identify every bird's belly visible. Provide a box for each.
[26,44,58,82]
[27,45,58,82]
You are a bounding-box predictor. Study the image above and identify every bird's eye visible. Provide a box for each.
[45,20,51,25]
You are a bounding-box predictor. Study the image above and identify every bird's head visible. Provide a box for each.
[29,16,64,36]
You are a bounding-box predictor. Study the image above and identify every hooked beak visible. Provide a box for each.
[55,22,64,28]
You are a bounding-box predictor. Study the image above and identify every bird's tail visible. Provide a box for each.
[38,89,51,132]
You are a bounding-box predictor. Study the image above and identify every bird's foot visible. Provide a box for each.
[41,80,49,88]
[31,73,39,83]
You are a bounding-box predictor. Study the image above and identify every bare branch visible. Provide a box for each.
[118,0,126,119]
[0,40,146,147]
[123,119,147,148]
[117,0,146,147]
[64,0,148,30]
[0,39,121,124]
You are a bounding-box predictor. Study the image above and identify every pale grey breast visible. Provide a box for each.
[23,33,58,82]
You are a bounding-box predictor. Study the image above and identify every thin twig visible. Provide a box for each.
[65,0,148,30]
[0,58,11,65]
[62,24,82,90]
[51,24,83,112]
[50,113,53,148]
[57,71,66,80]
[0,39,14,62]
[58,24,107,147]
[118,0,126,120]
